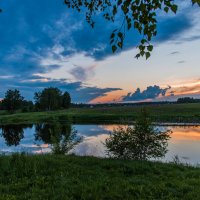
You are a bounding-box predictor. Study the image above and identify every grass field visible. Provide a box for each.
[0,154,200,199]
[0,103,200,125]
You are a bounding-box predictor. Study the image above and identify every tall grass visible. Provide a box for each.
[1,154,200,199]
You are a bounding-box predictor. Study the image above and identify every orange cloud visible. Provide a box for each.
[165,79,200,97]
[90,90,127,104]
[90,79,200,104]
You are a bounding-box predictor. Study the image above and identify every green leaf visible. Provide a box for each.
[141,39,147,44]
[147,45,153,52]
[135,53,140,59]
[171,4,178,14]
[110,33,115,39]
[118,42,122,49]
[118,32,123,39]
[140,51,145,56]
[164,7,169,13]
[112,45,117,53]
[127,22,131,30]
[145,52,151,60]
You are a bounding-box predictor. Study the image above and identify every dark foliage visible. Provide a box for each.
[105,109,171,160]
[62,91,71,109]
[1,90,24,113]
[177,97,200,104]
[34,87,71,111]
[21,100,35,112]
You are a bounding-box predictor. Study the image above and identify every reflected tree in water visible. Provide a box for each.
[0,124,32,146]
[105,109,171,160]
[35,122,82,154]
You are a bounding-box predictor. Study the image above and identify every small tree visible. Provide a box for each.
[105,109,171,160]
[2,89,24,113]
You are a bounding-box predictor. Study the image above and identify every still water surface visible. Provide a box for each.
[0,124,200,165]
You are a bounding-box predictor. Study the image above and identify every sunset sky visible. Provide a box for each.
[0,0,200,103]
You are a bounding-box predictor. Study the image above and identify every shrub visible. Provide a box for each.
[105,109,171,160]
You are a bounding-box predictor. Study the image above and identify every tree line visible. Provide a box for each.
[0,87,71,113]
[72,98,200,108]
[177,97,200,104]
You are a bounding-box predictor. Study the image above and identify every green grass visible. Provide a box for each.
[0,154,200,199]
[0,103,200,125]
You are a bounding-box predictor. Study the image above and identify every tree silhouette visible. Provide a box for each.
[62,91,71,109]
[2,89,24,113]
[34,87,71,111]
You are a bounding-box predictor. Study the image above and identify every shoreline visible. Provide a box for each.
[0,103,200,125]
[0,120,200,126]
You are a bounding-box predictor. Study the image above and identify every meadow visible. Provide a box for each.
[0,103,200,125]
[1,104,200,199]
[1,154,200,200]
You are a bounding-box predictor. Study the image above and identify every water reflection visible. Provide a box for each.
[74,134,109,157]
[35,122,72,144]
[35,122,82,154]
[0,122,82,155]
[0,124,200,164]
[0,124,32,146]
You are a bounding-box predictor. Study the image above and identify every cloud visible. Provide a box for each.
[122,85,171,102]
[172,83,200,95]
[169,51,180,55]
[0,75,121,103]
[155,13,193,43]
[147,80,200,101]
[181,35,200,42]
[0,1,197,63]
[0,0,199,103]
[70,66,88,81]
[70,64,96,82]
[177,60,186,64]
[0,0,197,64]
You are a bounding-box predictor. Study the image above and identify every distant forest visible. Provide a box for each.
[0,88,200,113]
[73,97,200,108]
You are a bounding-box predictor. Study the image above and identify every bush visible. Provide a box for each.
[105,109,171,160]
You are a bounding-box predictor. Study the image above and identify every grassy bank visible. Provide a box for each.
[0,103,200,125]
[0,154,200,199]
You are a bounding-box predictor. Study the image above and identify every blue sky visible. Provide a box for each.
[0,0,200,103]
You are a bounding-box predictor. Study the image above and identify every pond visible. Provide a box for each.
[0,123,200,165]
